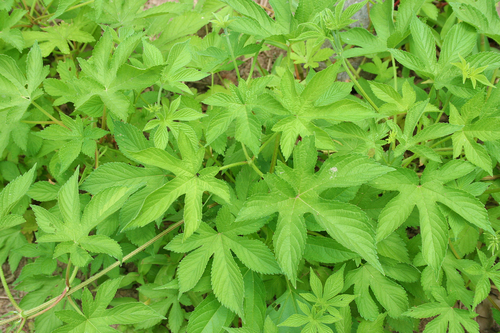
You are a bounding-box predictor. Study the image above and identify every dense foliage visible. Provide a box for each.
[2,0,500,332]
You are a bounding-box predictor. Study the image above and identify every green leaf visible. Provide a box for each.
[81,163,165,195]
[409,17,437,74]
[81,185,140,233]
[79,235,122,260]
[122,133,229,238]
[0,164,36,219]
[269,68,377,159]
[238,137,391,284]
[371,167,493,270]
[28,181,61,202]
[403,288,479,333]
[242,270,266,331]
[346,264,408,320]
[187,294,235,333]
[211,240,244,316]
[54,278,163,332]
[26,41,49,96]
[166,208,279,313]
[57,168,80,228]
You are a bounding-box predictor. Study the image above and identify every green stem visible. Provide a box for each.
[434,94,451,124]
[219,161,248,171]
[247,41,264,83]
[270,133,281,174]
[69,266,79,286]
[391,53,397,90]
[257,132,277,154]
[0,266,22,312]
[241,144,264,178]
[67,296,83,315]
[355,56,367,76]
[35,0,95,21]
[21,120,56,124]
[65,260,72,288]
[341,57,379,112]
[30,0,40,17]
[27,287,68,320]
[224,28,241,81]
[0,220,184,326]
[14,318,26,333]
[487,68,498,101]
[330,31,379,112]
[31,101,68,128]
[402,154,418,168]
[218,133,276,172]
[345,59,360,79]
[207,149,236,182]
[430,136,452,148]
[78,24,98,54]
[484,187,500,194]
[101,106,107,131]
[157,83,163,105]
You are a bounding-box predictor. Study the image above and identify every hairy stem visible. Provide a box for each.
[241,144,264,178]
[224,28,241,81]
[0,220,184,325]
[31,101,68,128]
[0,266,22,312]
[270,133,281,174]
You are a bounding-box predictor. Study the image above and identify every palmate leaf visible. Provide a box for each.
[345,264,408,320]
[341,0,427,58]
[219,0,288,38]
[55,27,161,120]
[460,249,500,308]
[166,207,279,317]
[370,162,494,271]
[122,131,230,239]
[449,0,500,44]
[24,21,95,57]
[449,93,500,175]
[301,266,356,319]
[33,169,139,266]
[268,65,377,159]
[81,162,165,195]
[403,287,479,333]
[204,76,279,156]
[35,114,108,174]
[54,278,163,333]
[0,9,25,51]
[0,164,36,231]
[0,42,49,155]
[187,294,235,333]
[237,137,392,285]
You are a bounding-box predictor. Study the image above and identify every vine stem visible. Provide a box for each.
[270,133,281,174]
[391,53,397,90]
[341,57,379,112]
[0,265,22,312]
[486,68,498,101]
[21,120,56,124]
[14,318,26,333]
[31,101,68,129]
[484,187,500,195]
[241,144,264,178]
[224,28,241,81]
[0,220,184,326]
[35,0,95,21]
[219,161,248,171]
[329,31,379,112]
